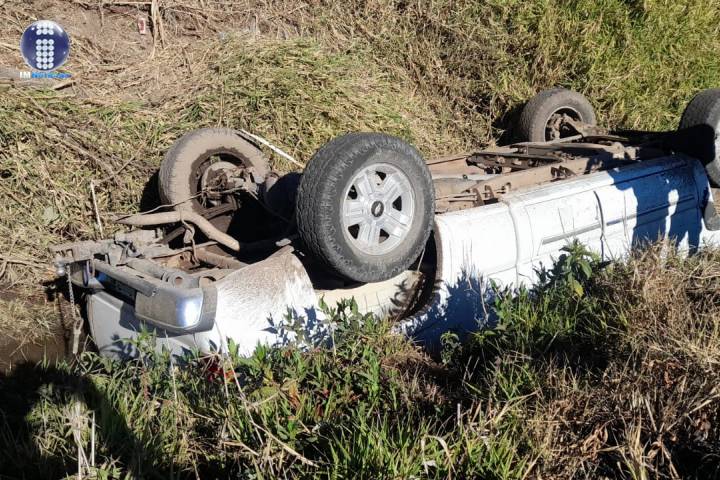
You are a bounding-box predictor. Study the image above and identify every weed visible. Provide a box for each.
[1,245,718,478]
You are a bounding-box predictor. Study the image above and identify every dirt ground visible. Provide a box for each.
[0,289,68,371]
[1,1,252,99]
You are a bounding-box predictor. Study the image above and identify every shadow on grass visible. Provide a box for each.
[0,362,184,479]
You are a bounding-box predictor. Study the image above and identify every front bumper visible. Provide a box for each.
[87,291,222,359]
[80,260,217,334]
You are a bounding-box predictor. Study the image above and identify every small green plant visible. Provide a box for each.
[536,240,601,297]
[440,331,462,365]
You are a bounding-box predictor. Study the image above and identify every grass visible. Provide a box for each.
[301,0,720,135]
[0,296,64,371]
[1,243,718,478]
[2,0,720,478]
[4,0,720,286]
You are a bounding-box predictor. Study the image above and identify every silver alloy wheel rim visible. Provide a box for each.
[341,163,415,256]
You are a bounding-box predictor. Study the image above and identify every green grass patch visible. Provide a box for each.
[2,245,718,478]
[302,0,720,138]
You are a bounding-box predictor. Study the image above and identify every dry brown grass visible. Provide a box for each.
[614,246,720,365]
[531,245,720,478]
[0,294,67,370]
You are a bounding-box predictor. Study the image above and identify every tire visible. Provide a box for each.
[517,88,597,142]
[296,132,434,283]
[678,88,720,186]
[159,128,269,213]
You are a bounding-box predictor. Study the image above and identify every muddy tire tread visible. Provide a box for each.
[517,88,597,142]
[296,132,434,283]
[159,128,267,213]
[679,88,720,185]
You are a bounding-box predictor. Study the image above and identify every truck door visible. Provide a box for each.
[512,183,604,287]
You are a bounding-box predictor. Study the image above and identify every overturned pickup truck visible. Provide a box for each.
[53,88,720,357]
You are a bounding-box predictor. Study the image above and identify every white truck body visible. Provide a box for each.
[87,155,719,358]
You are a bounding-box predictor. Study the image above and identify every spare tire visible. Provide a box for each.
[159,128,269,214]
[517,88,597,142]
[678,88,720,186]
[296,133,434,283]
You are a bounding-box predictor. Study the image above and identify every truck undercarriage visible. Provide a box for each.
[50,87,720,355]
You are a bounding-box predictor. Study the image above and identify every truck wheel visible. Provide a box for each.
[159,128,269,214]
[296,133,434,283]
[678,88,720,186]
[517,88,597,142]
